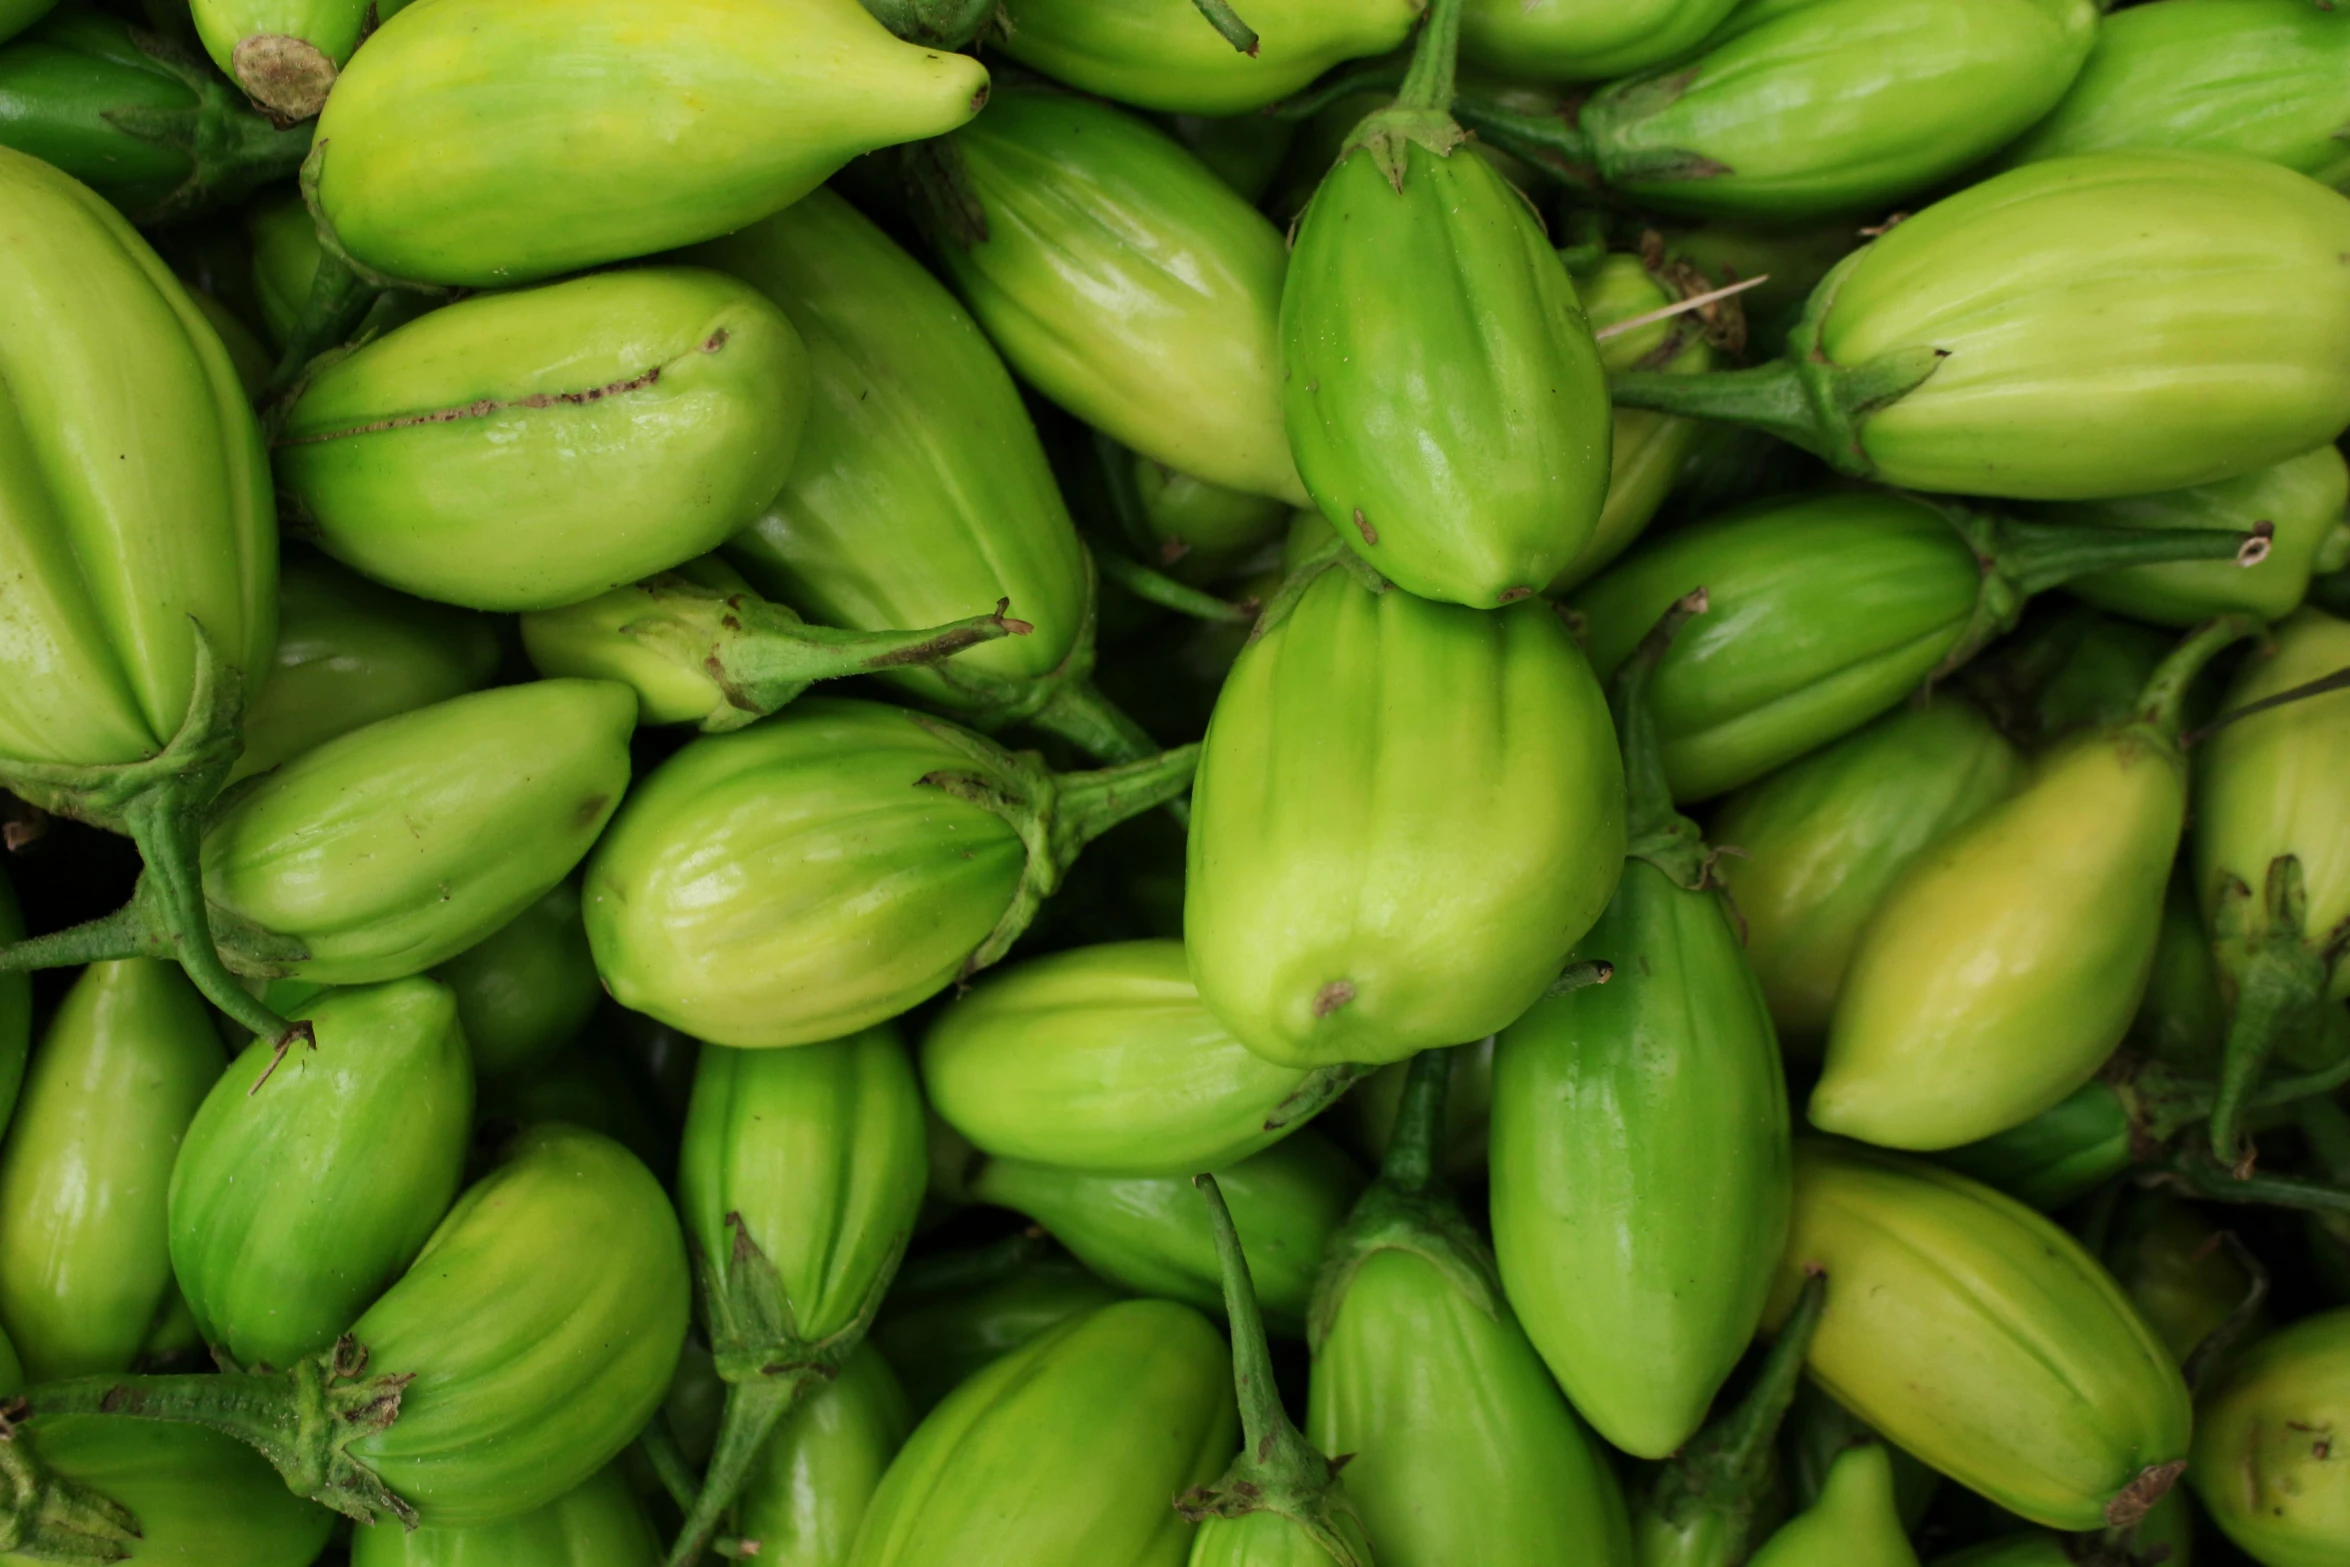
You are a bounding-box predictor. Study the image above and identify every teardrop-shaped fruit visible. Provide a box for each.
[1462,0,1739,81]
[1745,1444,1919,1567]
[2189,1307,2350,1567]
[993,0,1422,115]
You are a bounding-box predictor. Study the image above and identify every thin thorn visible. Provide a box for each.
[1594,275,1773,342]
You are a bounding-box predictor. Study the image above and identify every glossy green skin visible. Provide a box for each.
[246,186,315,347]
[969,1132,1363,1337]
[349,1124,690,1528]
[1584,0,2095,220]
[1931,1080,2134,1212]
[2195,609,2350,1003]
[1130,458,1290,583]
[1572,491,1978,803]
[0,961,222,1382]
[694,192,1088,705]
[1187,570,1625,1067]
[430,881,599,1079]
[993,0,1420,115]
[922,940,1325,1175]
[848,1300,1235,1567]
[737,1346,910,1567]
[1820,151,2350,499]
[191,0,364,114]
[1767,1142,2189,1532]
[2108,1196,2258,1369]
[584,699,1029,1049]
[518,555,750,726]
[1492,860,1792,1458]
[679,1028,927,1345]
[168,979,472,1370]
[0,871,24,1135]
[311,0,987,287]
[2006,0,2350,188]
[942,89,1303,505]
[279,267,809,612]
[0,0,54,44]
[1286,140,1611,606]
[873,1260,1122,1415]
[1746,1445,1918,1567]
[2190,1308,2350,1566]
[1714,701,2024,1045]
[233,553,502,783]
[1311,1250,1633,1567]
[2,1417,335,1566]
[352,1464,657,1567]
[2045,444,2350,625]
[1463,0,1738,80]
[204,679,635,984]
[0,145,273,770]
[1190,1511,1368,1567]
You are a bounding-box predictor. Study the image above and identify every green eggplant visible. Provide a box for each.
[0,870,22,1135]
[1814,620,2254,1150]
[846,1299,1235,1567]
[167,979,472,1371]
[2190,1307,2350,1567]
[521,554,1022,735]
[245,185,433,352]
[188,282,271,399]
[1461,0,1738,81]
[1712,700,2024,1047]
[2004,0,2350,189]
[26,1123,691,1529]
[1929,1080,2136,1213]
[306,0,990,288]
[992,0,1421,115]
[921,940,1362,1176]
[0,960,223,1383]
[1765,1140,2189,1533]
[2192,608,2350,1163]
[0,0,55,44]
[1784,1386,1941,1537]
[1118,449,1293,585]
[1310,1050,1633,1566]
[967,1130,1363,1337]
[584,698,1197,1050]
[351,1464,659,1567]
[1182,1173,1373,1567]
[1491,594,1792,1460]
[930,87,1304,507]
[730,1345,910,1567]
[190,0,362,120]
[872,1243,1124,1415]
[2104,1196,2262,1370]
[670,1029,927,1566]
[0,146,288,1045]
[0,7,311,222]
[694,192,1148,766]
[1983,608,2177,747]
[3,1417,335,1566]
[1568,490,2254,802]
[425,882,597,1081]
[1744,1444,1918,1567]
[1609,152,2350,501]
[277,268,810,614]
[2041,444,2350,626]
[232,553,502,783]
[1186,560,1624,1069]
[1282,7,1612,607]
[1332,1036,1493,1181]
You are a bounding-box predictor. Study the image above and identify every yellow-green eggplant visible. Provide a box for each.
[1568,490,2255,802]
[0,871,22,1134]
[1310,1050,1633,1567]
[2191,1307,2350,1566]
[992,0,1421,115]
[1815,619,2255,1150]
[1713,700,2024,1047]
[190,0,363,120]
[967,1130,1363,1337]
[2004,0,2350,189]
[1744,1444,1918,1567]
[0,7,311,222]
[584,698,1198,1050]
[2193,608,2350,1163]
[0,146,287,1045]
[25,1123,691,1529]
[426,882,597,1081]
[1182,1174,1373,1567]
[521,554,1023,734]
[0,960,223,1383]
[695,192,1148,767]
[929,87,1303,507]
[232,553,501,783]
[351,1463,659,1567]
[305,0,990,288]
[1765,1140,2189,1533]
[729,1345,909,1567]
[921,941,1361,1176]
[1461,0,1737,81]
[1491,594,1792,1459]
[1333,1036,1493,1182]
[670,1029,927,1566]
[166,979,472,1372]
[1282,5,1612,607]
[2104,1196,2263,1369]
[1609,152,2350,501]
[2,1417,335,1566]
[2041,445,2350,626]
[845,1299,1236,1567]
[1186,560,1624,1069]
[277,268,810,614]
[871,1240,1124,1415]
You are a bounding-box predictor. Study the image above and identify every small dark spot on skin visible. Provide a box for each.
[575,793,611,829]
[1353,509,1378,546]
[702,329,730,353]
[1314,980,1355,1017]
[1498,587,1535,603]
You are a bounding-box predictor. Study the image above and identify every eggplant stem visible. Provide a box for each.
[633,1412,698,1517]
[2185,662,2350,748]
[661,1372,815,1567]
[1644,1271,1827,1543]
[2132,616,2263,742]
[1396,0,1464,113]
[2208,856,2329,1168]
[1188,0,1259,55]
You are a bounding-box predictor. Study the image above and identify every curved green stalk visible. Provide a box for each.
[1612,588,1713,889]
[2206,855,2333,1170]
[1190,0,1261,56]
[0,1414,141,1565]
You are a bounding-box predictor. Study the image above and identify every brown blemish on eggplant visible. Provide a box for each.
[1314,980,1356,1017]
[1353,509,1378,546]
[2105,1459,2187,1529]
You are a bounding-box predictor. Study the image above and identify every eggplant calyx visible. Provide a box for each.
[0,1408,142,1564]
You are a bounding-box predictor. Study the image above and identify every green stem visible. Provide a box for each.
[0,1417,141,1565]
[2180,1231,2269,1396]
[1024,679,1162,769]
[1049,742,1203,855]
[1547,959,1616,997]
[1266,62,1408,122]
[1609,359,1822,450]
[702,595,1028,732]
[121,789,307,1053]
[1450,92,1600,189]
[265,247,379,399]
[634,1413,698,1517]
[1189,0,1260,55]
[1396,0,1464,113]
[2001,522,2266,600]
[662,1373,814,1567]
[1645,1273,1827,1544]
[2208,857,2329,1169]
[1092,551,1256,625]
[1263,1064,1374,1137]
[2185,662,2350,748]
[1196,1175,1290,1469]
[0,904,156,976]
[2157,1148,2350,1218]
[1380,1047,1452,1200]
[2133,616,2263,741]
[1613,589,1713,886]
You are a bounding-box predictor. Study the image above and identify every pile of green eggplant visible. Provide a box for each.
[3,0,2350,1562]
